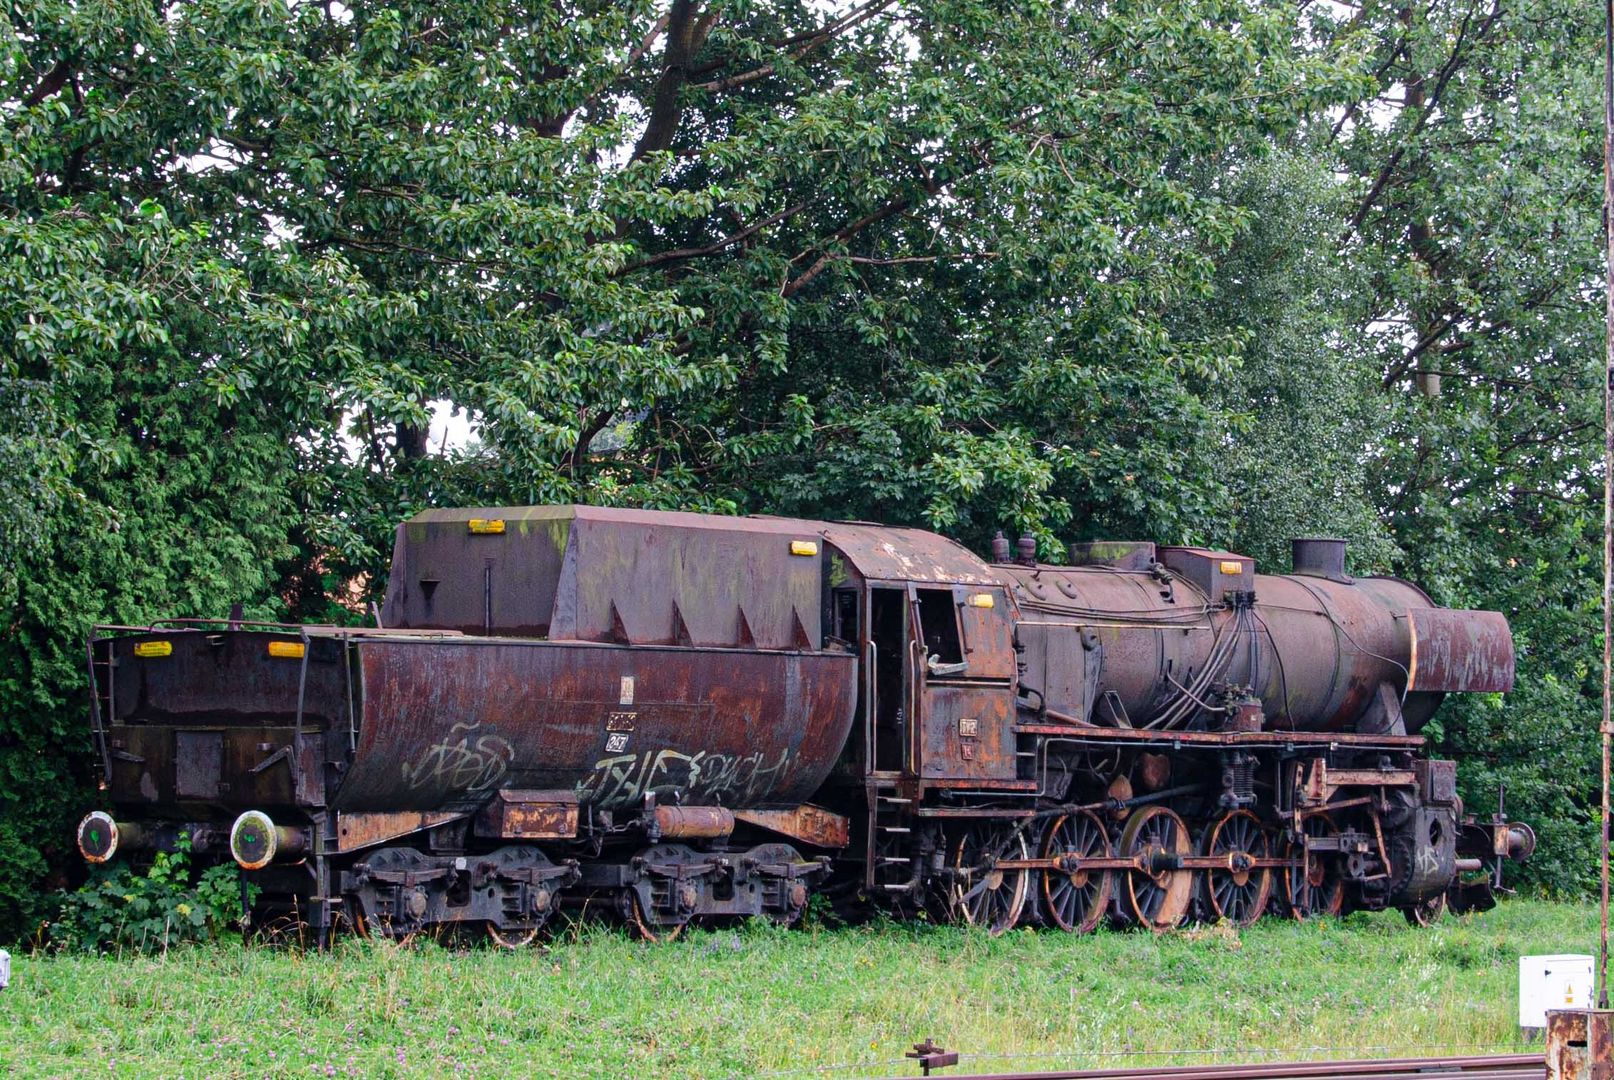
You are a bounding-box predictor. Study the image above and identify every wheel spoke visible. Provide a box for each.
[1122,806,1191,930]
[1203,810,1272,927]
[952,822,1027,934]
[1040,811,1112,934]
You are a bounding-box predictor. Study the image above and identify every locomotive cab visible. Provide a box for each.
[831,579,1019,782]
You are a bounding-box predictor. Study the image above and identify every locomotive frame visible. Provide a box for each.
[76,505,1534,943]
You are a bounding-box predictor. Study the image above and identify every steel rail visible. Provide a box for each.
[896,1052,1543,1080]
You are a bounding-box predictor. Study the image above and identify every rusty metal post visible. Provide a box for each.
[1540,19,1614,1071]
[1602,0,1614,1012]
[1546,1008,1614,1079]
[905,1039,958,1076]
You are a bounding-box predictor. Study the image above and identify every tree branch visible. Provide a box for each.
[781,153,990,297]
[845,253,997,265]
[691,0,894,93]
[619,201,810,274]
[575,13,672,123]
[21,58,72,107]
[1381,311,1460,389]
[1339,0,1502,244]
[567,408,615,473]
[631,1,716,161]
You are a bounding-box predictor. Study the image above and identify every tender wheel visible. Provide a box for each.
[1040,810,1114,934]
[1201,810,1272,928]
[621,888,687,942]
[1403,892,1449,927]
[1284,813,1345,919]
[1119,805,1193,931]
[485,921,541,948]
[334,896,370,941]
[948,822,1029,935]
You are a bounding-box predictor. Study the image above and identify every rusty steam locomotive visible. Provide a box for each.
[77,506,1534,942]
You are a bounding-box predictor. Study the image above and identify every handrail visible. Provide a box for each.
[908,632,926,774]
[93,618,319,633]
[864,639,878,773]
[292,628,310,802]
[85,631,111,785]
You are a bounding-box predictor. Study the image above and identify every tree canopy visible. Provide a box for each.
[0,0,1603,936]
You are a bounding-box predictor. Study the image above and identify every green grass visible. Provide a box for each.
[0,901,1594,1078]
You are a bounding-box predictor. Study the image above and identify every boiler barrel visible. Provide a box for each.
[1002,564,1513,734]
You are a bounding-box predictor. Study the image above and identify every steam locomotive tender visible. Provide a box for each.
[77,506,1534,942]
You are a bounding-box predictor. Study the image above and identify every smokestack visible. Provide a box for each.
[1291,538,1347,579]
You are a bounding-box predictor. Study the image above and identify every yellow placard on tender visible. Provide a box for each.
[1219,560,1244,575]
[789,540,818,556]
[267,640,306,659]
[467,518,506,535]
[133,640,172,658]
[967,593,995,609]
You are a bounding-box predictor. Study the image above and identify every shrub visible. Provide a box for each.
[50,834,255,953]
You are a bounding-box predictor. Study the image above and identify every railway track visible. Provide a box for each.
[897,1053,1546,1080]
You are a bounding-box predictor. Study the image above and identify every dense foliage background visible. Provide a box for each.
[0,0,1601,939]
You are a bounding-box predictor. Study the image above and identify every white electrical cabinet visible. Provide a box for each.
[1519,953,1594,1029]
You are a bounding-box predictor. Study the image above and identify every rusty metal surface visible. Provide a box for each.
[821,522,998,585]
[554,511,826,649]
[381,506,1001,655]
[1011,724,1425,748]
[93,627,344,813]
[733,804,850,848]
[953,585,1016,679]
[1547,1009,1614,1080]
[996,558,1513,736]
[383,507,572,636]
[385,506,831,648]
[920,685,1014,781]
[1408,607,1516,693]
[99,630,346,726]
[1157,546,1256,604]
[474,789,579,840]
[108,723,322,811]
[337,810,470,852]
[336,636,858,813]
[653,805,736,839]
[1291,537,1349,579]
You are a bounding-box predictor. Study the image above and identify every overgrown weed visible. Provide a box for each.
[0,900,1595,1078]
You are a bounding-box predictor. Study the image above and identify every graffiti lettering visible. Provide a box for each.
[575,746,796,808]
[401,722,515,793]
[1415,842,1441,879]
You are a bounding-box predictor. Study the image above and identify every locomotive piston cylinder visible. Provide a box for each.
[229,810,310,870]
